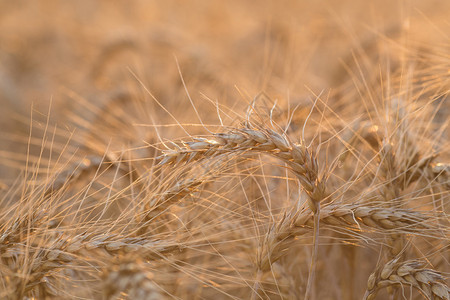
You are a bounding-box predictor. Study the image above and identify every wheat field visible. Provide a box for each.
[0,1,449,299]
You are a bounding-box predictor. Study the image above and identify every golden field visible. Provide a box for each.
[0,1,449,299]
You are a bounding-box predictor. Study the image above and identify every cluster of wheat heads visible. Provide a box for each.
[1,78,448,300]
[0,13,450,300]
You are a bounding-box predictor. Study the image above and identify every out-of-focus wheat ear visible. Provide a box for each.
[3,230,183,297]
[378,140,399,202]
[136,177,203,235]
[337,121,380,164]
[364,258,449,300]
[430,163,450,189]
[258,262,299,300]
[64,232,186,260]
[377,140,407,260]
[0,209,45,248]
[1,229,75,298]
[0,180,7,190]
[102,258,164,300]
[0,196,53,298]
[44,153,141,198]
[90,33,138,84]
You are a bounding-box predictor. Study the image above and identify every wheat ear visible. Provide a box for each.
[256,203,432,273]
[364,258,449,300]
[252,202,433,299]
[158,127,327,213]
[102,258,163,300]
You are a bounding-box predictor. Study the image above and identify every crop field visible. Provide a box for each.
[0,1,448,299]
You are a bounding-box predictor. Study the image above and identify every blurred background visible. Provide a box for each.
[0,0,449,180]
